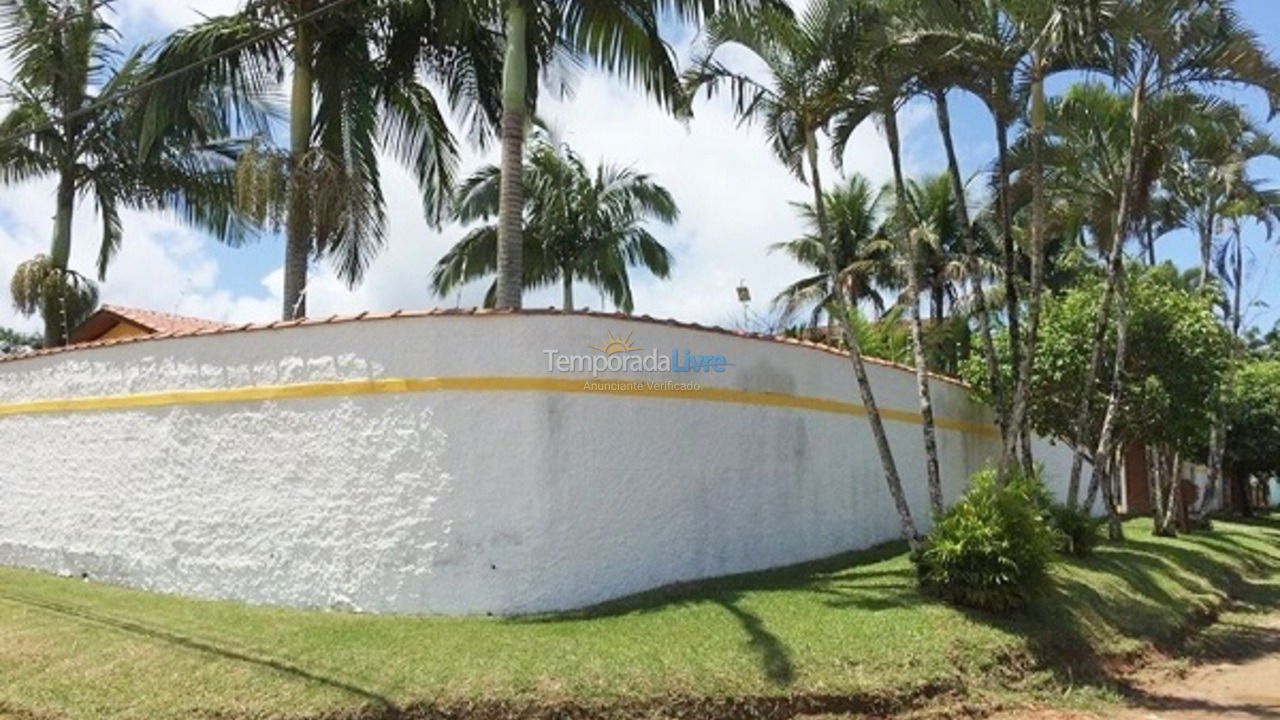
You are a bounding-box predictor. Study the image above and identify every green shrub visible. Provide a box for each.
[914,466,1058,611]
[1047,504,1103,557]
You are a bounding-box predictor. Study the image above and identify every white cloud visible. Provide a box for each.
[0,2,913,333]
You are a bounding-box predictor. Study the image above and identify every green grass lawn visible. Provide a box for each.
[1,516,1278,720]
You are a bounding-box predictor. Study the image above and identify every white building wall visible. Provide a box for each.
[0,313,1080,615]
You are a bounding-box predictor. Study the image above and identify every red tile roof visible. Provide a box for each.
[3,307,970,387]
[69,305,231,344]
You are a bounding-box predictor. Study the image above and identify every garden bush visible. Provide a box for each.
[1047,503,1103,557]
[914,466,1057,611]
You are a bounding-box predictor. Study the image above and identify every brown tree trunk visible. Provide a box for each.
[807,131,921,549]
[283,15,313,321]
[994,112,1022,476]
[934,90,1008,462]
[494,0,528,310]
[1011,61,1048,480]
[885,105,943,516]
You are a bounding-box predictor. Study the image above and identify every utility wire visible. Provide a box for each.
[0,0,360,147]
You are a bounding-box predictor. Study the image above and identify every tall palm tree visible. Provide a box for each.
[1085,0,1280,526]
[491,0,776,310]
[1016,81,1204,509]
[0,0,242,346]
[138,0,503,320]
[1164,106,1280,514]
[769,174,892,328]
[431,133,677,312]
[899,0,1112,478]
[828,5,950,515]
[684,0,922,547]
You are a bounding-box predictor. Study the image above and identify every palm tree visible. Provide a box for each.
[1164,107,1280,514]
[1016,81,1201,509]
[0,0,242,346]
[900,0,1112,478]
[1084,0,1280,528]
[827,5,950,515]
[139,0,503,320]
[431,133,677,312]
[888,174,982,325]
[684,0,922,547]
[491,0,776,310]
[769,174,892,328]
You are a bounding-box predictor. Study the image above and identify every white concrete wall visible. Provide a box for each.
[0,313,1080,615]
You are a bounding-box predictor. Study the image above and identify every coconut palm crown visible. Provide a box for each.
[432,132,677,313]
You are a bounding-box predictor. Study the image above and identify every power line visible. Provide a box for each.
[0,0,360,147]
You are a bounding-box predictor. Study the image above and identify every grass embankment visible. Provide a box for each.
[1,517,1278,720]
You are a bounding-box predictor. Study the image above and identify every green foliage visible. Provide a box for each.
[962,264,1231,459]
[1224,360,1280,479]
[914,466,1058,611]
[0,325,40,349]
[9,255,99,345]
[433,132,677,312]
[1047,504,1103,557]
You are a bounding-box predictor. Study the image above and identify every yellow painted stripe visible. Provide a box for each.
[0,375,999,437]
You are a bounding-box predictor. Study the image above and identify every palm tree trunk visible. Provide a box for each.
[1197,217,1213,288]
[806,131,921,548]
[494,0,528,310]
[45,169,76,346]
[1067,69,1149,507]
[1203,226,1245,517]
[562,270,574,311]
[994,111,1022,475]
[1010,62,1048,479]
[282,14,313,321]
[934,90,1008,457]
[884,106,943,516]
[1083,64,1149,514]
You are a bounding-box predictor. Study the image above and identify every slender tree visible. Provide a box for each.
[491,0,777,310]
[0,0,242,346]
[685,0,922,546]
[1084,0,1280,520]
[138,0,504,319]
[432,132,677,311]
[1163,100,1279,514]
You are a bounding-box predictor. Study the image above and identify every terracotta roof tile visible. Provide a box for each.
[0,307,970,387]
[99,305,231,336]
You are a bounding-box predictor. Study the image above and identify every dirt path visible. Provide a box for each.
[1112,612,1280,720]
[1003,613,1280,720]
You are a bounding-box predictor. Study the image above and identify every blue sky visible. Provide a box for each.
[0,1,1277,335]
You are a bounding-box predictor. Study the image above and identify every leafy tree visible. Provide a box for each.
[0,325,41,351]
[964,264,1231,537]
[1079,0,1280,519]
[140,0,503,319]
[1223,360,1280,515]
[0,0,241,346]
[432,133,677,312]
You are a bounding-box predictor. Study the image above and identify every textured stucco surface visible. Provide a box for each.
[0,314,1080,615]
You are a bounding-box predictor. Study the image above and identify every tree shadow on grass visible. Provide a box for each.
[0,590,394,710]
[712,594,796,686]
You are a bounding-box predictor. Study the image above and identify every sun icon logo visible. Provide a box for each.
[590,331,640,355]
